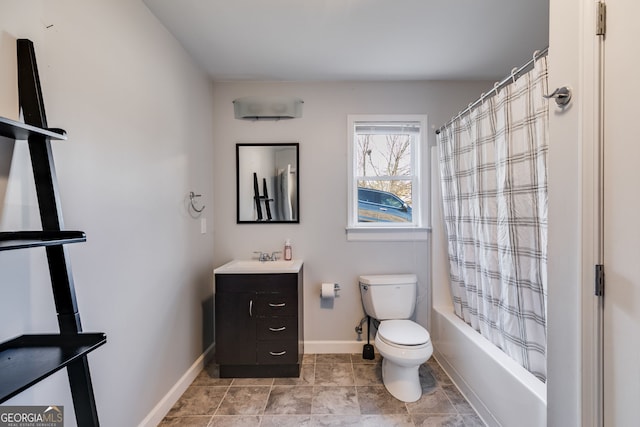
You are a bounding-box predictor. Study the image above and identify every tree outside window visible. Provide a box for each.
[348,115,426,230]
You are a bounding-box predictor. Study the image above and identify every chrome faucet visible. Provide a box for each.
[253,251,283,262]
[254,251,271,262]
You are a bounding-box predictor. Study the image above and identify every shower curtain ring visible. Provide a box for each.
[532,49,541,62]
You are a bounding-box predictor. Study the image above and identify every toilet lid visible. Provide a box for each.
[377,320,430,346]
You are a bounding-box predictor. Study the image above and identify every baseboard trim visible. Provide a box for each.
[139,340,368,425]
[138,343,215,427]
[304,340,371,354]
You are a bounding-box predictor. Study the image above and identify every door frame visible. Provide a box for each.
[578,5,605,422]
[578,1,605,425]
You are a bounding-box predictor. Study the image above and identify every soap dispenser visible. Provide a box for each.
[284,239,292,261]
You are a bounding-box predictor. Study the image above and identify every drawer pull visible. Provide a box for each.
[249,299,253,317]
[269,351,287,356]
[269,303,286,307]
[269,326,286,332]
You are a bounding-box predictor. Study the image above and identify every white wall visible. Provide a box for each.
[0,1,215,426]
[547,0,585,425]
[211,81,490,349]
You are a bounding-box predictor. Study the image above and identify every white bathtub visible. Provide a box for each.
[431,306,547,427]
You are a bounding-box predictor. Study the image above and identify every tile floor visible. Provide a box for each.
[160,353,485,427]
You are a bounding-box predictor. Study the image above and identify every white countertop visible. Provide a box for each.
[214,259,303,274]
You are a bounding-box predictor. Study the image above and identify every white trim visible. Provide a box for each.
[580,0,603,425]
[346,114,429,230]
[137,344,215,427]
[304,340,371,354]
[345,227,430,242]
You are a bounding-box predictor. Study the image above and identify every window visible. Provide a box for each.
[347,115,429,240]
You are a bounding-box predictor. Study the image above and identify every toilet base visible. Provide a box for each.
[381,358,422,403]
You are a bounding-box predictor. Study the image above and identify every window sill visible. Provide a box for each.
[345,227,431,242]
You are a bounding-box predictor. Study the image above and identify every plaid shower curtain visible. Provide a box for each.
[437,56,548,381]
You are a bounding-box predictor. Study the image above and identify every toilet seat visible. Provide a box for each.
[377,319,430,347]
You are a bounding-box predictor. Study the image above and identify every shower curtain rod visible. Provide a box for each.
[435,46,549,135]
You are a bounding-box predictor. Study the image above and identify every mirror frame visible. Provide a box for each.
[236,142,300,224]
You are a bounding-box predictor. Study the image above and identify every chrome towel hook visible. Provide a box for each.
[189,191,205,213]
[543,86,572,107]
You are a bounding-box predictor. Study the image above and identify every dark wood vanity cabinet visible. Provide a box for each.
[214,269,303,377]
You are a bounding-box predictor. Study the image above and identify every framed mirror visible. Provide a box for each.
[236,143,299,223]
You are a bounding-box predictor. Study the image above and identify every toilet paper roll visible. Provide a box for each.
[321,283,335,299]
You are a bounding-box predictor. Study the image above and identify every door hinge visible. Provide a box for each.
[595,264,605,296]
[596,2,606,36]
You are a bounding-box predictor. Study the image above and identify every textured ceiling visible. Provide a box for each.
[143,0,549,82]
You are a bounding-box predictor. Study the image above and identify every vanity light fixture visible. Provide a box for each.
[233,96,303,121]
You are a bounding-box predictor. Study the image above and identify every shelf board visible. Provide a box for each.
[0,116,66,141]
[0,333,107,403]
[0,231,86,251]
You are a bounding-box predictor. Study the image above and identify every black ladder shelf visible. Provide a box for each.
[0,39,106,426]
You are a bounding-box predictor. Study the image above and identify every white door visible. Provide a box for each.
[603,0,640,425]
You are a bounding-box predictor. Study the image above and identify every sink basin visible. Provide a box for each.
[214,259,303,274]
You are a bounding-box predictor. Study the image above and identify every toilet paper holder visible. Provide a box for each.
[320,283,340,298]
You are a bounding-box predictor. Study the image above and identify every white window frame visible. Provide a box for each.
[346,114,430,241]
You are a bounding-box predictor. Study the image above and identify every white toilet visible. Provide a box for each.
[359,274,433,402]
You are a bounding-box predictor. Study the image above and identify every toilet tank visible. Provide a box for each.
[359,274,417,320]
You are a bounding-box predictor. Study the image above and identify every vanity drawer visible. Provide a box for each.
[216,273,297,293]
[257,341,298,364]
[257,317,297,340]
[254,293,297,316]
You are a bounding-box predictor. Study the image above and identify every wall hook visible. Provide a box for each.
[543,86,572,107]
[189,191,205,213]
